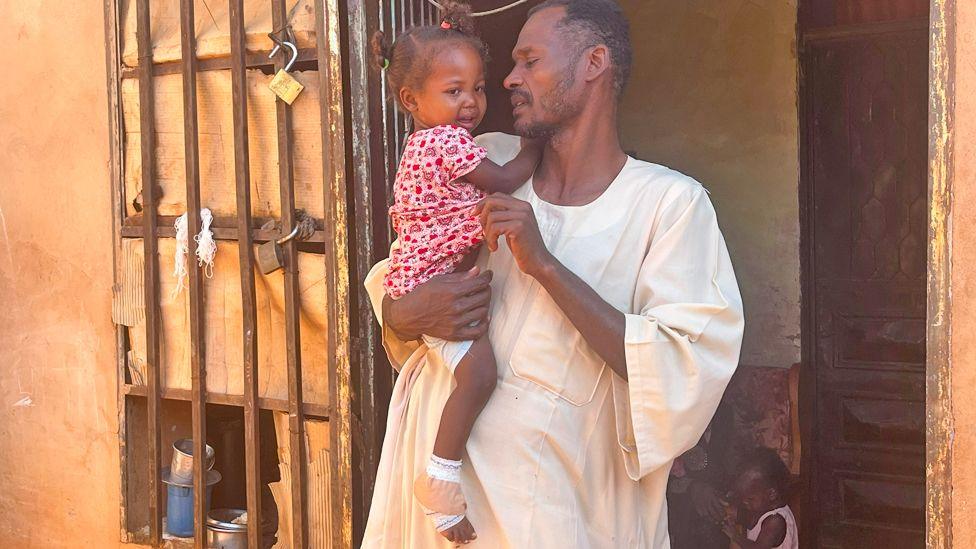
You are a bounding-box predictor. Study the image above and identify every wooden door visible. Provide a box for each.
[803,26,928,548]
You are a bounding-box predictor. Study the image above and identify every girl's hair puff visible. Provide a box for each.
[370,1,489,112]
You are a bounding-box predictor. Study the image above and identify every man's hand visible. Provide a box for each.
[475,194,554,279]
[383,267,493,342]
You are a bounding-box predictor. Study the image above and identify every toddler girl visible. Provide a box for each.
[372,3,542,544]
[723,448,799,549]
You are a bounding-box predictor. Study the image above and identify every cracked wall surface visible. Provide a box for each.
[0,2,143,547]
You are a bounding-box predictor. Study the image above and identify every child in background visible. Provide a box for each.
[723,447,799,549]
[371,2,542,544]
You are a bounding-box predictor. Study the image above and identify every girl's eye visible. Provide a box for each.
[447,89,461,96]
[475,85,485,93]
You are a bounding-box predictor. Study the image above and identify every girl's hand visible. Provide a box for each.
[520,136,545,151]
[519,137,545,164]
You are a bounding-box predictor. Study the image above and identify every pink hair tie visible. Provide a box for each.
[440,20,452,29]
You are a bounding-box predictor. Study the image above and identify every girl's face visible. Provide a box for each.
[734,470,777,514]
[401,44,487,132]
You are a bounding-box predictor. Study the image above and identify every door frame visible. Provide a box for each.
[925,0,953,547]
[798,1,954,547]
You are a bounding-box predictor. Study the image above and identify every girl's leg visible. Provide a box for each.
[416,336,496,543]
[418,247,492,542]
[433,335,497,460]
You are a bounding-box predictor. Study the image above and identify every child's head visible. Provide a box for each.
[731,447,791,514]
[371,1,490,132]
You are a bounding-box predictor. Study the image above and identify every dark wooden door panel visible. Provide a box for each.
[807,28,927,549]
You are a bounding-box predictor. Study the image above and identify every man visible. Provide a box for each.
[363,1,744,547]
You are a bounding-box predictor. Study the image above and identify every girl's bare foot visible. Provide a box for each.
[442,517,477,544]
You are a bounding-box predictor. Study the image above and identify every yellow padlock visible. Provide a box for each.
[268,40,304,105]
[270,69,304,104]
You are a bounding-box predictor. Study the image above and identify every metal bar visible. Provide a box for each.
[123,384,330,419]
[135,0,164,543]
[228,1,264,547]
[347,0,395,540]
[120,48,320,79]
[315,0,352,545]
[271,1,308,546]
[121,216,328,243]
[178,1,209,545]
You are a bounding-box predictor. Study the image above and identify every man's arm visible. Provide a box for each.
[475,194,628,379]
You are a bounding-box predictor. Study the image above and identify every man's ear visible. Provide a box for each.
[582,44,611,84]
[400,87,420,114]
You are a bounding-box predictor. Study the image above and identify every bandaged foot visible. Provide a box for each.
[414,455,473,537]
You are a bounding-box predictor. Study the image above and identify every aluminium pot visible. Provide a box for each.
[206,508,247,549]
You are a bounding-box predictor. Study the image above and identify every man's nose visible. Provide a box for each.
[504,68,522,90]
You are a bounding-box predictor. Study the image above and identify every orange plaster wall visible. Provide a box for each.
[0,2,141,548]
[951,1,976,545]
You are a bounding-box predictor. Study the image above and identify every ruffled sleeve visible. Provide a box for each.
[612,185,745,480]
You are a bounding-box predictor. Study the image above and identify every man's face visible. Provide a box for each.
[504,7,587,138]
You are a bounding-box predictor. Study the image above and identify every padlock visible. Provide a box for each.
[257,224,301,274]
[269,69,304,104]
[268,40,304,104]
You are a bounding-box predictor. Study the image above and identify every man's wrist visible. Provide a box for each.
[529,252,561,285]
[382,294,421,341]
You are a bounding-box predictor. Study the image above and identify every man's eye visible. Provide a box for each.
[526,58,540,68]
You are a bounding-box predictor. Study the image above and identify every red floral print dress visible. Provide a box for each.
[384,125,489,299]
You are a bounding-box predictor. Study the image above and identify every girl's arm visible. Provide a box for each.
[464,139,543,194]
[722,515,787,549]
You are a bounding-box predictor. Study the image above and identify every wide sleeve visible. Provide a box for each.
[612,185,745,481]
[364,254,423,370]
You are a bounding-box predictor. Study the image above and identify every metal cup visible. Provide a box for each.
[168,438,215,485]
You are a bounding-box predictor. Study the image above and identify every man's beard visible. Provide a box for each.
[514,66,582,139]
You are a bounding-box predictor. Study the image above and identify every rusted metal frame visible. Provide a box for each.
[315,0,353,546]
[227,1,264,547]
[103,0,131,541]
[120,47,320,79]
[271,1,309,546]
[380,2,398,214]
[346,0,397,541]
[383,1,401,161]
[123,384,330,418]
[135,0,164,543]
[122,220,327,243]
[178,0,210,544]
[927,1,954,547]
